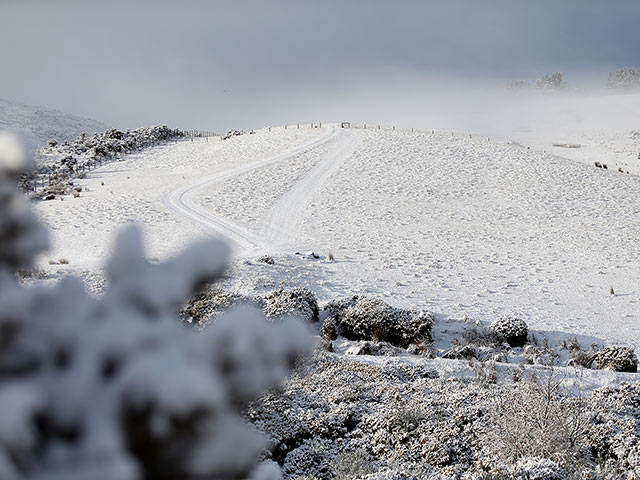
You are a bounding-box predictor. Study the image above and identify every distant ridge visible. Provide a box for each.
[0,98,109,152]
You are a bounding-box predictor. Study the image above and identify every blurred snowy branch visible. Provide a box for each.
[0,132,309,480]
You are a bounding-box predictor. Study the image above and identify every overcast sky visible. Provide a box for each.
[1,0,639,131]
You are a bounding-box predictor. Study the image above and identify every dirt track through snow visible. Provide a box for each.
[261,129,360,247]
[163,125,340,254]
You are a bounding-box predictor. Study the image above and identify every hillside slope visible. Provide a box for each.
[0,98,109,151]
[33,124,640,354]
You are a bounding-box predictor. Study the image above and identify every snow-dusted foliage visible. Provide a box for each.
[490,316,529,347]
[260,288,320,324]
[535,72,567,91]
[41,125,184,166]
[180,286,319,327]
[587,383,640,477]
[321,296,434,348]
[594,345,638,372]
[249,353,640,479]
[0,136,310,479]
[31,126,185,197]
[180,286,254,326]
[344,341,399,357]
[607,68,640,90]
[508,457,567,480]
[256,255,276,265]
[222,130,246,140]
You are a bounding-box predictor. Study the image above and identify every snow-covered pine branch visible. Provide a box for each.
[0,132,309,480]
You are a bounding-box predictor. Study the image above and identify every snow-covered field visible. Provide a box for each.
[33,113,640,356]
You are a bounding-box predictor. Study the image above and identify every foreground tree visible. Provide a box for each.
[0,131,309,480]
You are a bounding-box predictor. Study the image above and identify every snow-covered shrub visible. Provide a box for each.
[330,448,374,479]
[490,316,528,347]
[535,73,566,91]
[461,326,503,347]
[562,339,598,369]
[260,287,319,324]
[406,341,436,358]
[250,350,640,478]
[442,344,479,360]
[222,130,245,140]
[320,315,338,341]
[509,457,567,480]
[586,382,640,477]
[31,125,185,197]
[179,286,254,326]
[257,255,275,265]
[344,341,399,357]
[593,346,638,372]
[523,336,559,366]
[607,68,640,90]
[0,135,310,480]
[322,295,434,348]
[481,369,591,475]
[443,326,508,362]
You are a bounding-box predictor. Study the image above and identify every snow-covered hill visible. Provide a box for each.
[28,117,640,477]
[33,122,640,355]
[0,98,109,152]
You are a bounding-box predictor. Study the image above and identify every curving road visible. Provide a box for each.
[163,124,350,255]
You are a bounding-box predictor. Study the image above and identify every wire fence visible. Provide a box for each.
[185,122,467,138]
[27,123,500,194]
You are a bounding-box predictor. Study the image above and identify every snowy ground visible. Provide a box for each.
[33,102,640,359]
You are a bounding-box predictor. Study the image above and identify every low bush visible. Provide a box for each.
[594,346,638,372]
[322,295,434,348]
[260,287,319,324]
[490,316,528,347]
[180,286,253,326]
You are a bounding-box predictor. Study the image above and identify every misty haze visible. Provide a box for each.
[0,1,639,479]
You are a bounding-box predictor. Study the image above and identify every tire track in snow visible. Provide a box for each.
[163,125,340,255]
[261,130,359,247]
